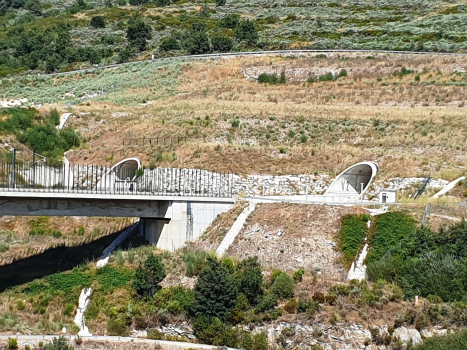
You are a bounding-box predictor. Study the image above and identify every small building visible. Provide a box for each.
[379,188,397,203]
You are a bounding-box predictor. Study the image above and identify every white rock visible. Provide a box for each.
[393,327,422,346]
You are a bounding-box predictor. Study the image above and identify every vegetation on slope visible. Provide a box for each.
[0,107,81,160]
[0,0,467,76]
[337,213,369,266]
[367,212,467,301]
[414,329,467,350]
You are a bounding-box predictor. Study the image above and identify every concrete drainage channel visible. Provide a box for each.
[74,221,140,336]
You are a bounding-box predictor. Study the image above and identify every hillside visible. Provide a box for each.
[1,52,464,184]
[0,0,467,76]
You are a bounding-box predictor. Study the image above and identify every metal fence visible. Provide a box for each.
[122,137,187,146]
[0,160,234,198]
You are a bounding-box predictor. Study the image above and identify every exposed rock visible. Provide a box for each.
[393,327,422,346]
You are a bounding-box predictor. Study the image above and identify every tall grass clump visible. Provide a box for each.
[258,72,286,84]
[338,214,369,266]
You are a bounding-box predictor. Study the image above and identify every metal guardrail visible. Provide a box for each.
[0,161,234,198]
[122,137,187,146]
[46,49,467,77]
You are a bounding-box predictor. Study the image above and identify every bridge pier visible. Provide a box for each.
[139,201,233,251]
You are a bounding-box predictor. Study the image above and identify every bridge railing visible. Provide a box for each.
[0,161,234,198]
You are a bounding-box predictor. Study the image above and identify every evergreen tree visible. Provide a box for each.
[90,16,105,29]
[132,253,166,297]
[182,31,210,55]
[235,20,258,45]
[235,257,263,306]
[211,35,233,53]
[191,256,237,320]
[159,37,180,51]
[126,18,152,51]
[216,0,226,6]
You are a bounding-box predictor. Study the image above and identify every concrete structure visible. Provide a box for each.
[96,158,141,192]
[325,161,379,200]
[430,176,466,200]
[0,191,234,251]
[216,200,256,257]
[379,188,397,203]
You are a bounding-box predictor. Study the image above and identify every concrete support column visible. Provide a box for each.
[141,201,188,252]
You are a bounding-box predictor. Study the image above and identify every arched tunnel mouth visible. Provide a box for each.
[115,160,140,181]
[325,162,378,196]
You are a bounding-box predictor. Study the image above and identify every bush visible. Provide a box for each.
[271,273,295,299]
[256,293,277,313]
[258,72,286,84]
[126,18,152,51]
[235,257,263,306]
[183,31,211,54]
[325,294,337,305]
[7,338,18,350]
[107,317,128,336]
[153,286,194,314]
[160,37,180,51]
[338,214,368,266]
[43,337,74,350]
[211,36,234,52]
[192,316,225,345]
[132,254,166,297]
[284,298,297,313]
[235,20,258,45]
[312,291,325,303]
[413,329,467,350]
[63,303,74,316]
[292,268,305,282]
[367,212,416,263]
[190,256,237,320]
[16,300,25,310]
[219,14,239,29]
[90,16,105,28]
[253,332,268,350]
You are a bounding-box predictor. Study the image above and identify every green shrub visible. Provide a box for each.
[90,16,105,29]
[132,254,166,297]
[338,214,368,266]
[252,332,268,350]
[271,273,295,299]
[235,257,263,306]
[255,293,277,313]
[62,303,74,317]
[16,300,25,310]
[160,37,180,51]
[413,329,467,350]
[43,337,73,350]
[147,329,164,340]
[330,284,350,296]
[7,338,18,350]
[191,256,237,320]
[192,316,225,345]
[235,20,258,45]
[367,212,416,263]
[258,72,286,84]
[270,269,284,283]
[211,36,234,52]
[292,268,305,282]
[153,286,194,314]
[107,317,128,336]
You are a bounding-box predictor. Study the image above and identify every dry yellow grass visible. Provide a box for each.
[35,53,466,182]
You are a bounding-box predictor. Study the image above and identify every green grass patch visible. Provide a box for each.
[414,329,467,350]
[338,214,369,266]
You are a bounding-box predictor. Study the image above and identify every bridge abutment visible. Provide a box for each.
[140,201,233,251]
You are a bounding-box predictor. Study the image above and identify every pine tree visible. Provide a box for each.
[235,256,263,306]
[132,254,166,297]
[191,256,237,320]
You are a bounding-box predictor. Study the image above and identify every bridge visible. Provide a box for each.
[0,158,235,251]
